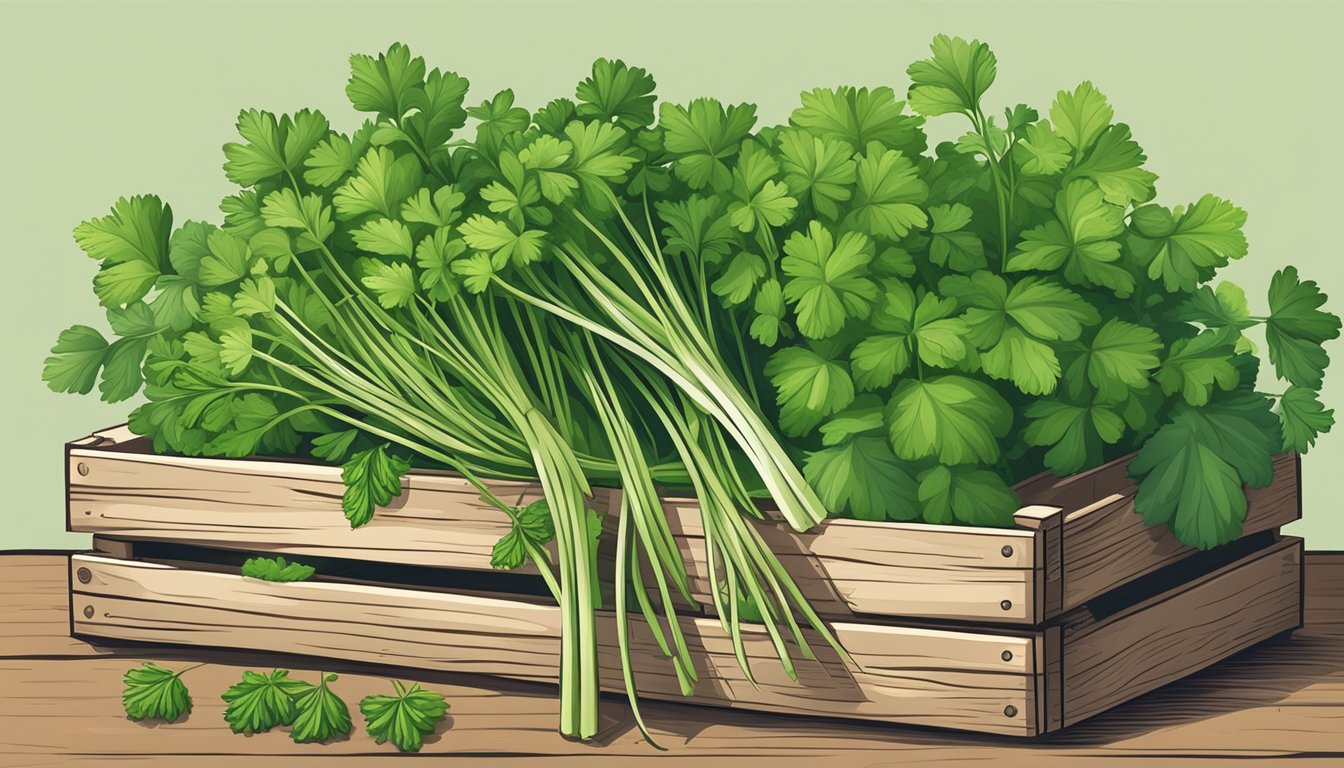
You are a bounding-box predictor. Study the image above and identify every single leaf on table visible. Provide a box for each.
[917,465,1018,526]
[803,434,918,521]
[1265,266,1341,388]
[765,346,855,437]
[289,673,352,744]
[241,556,316,583]
[122,662,194,722]
[360,681,450,753]
[886,374,1012,465]
[221,669,309,733]
[1279,386,1334,453]
[342,444,412,527]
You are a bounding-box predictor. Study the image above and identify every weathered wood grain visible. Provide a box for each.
[70,553,1040,736]
[1061,537,1304,726]
[4,553,1342,765]
[67,427,619,574]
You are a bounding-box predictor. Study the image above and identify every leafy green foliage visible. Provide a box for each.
[221,669,309,733]
[241,556,316,583]
[341,445,411,528]
[359,681,450,753]
[289,673,352,744]
[122,663,194,722]
[491,500,556,570]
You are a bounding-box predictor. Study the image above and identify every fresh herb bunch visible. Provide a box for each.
[49,35,1337,742]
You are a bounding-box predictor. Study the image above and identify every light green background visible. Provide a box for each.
[2,0,1340,550]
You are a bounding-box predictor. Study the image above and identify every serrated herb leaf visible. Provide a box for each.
[122,663,194,722]
[360,681,450,753]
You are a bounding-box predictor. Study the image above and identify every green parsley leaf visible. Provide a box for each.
[845,144,929,240]
[1155,327,1241,406]
[1265,266,1341,388]
[460,215,547,267]
[780,222,877,339]
[360,681,450,753]
[347,43,426,119]
[43,326,109,395]
[790,86,925,154]
[1172,281,1256,330]
[710,252,766,306]
[289,673,352,744]
[241,556,316,583]
[804,435,918,521]
[750,279,789,347]
[492,500,556,570]
[1129,195,1248,293]
[886,375,1012,465]
[765,346,855,437]
[906,34,997,116]
[122,662,193,722]
[576,58,656,129]
[1008,179,1132,296]
[333,147,424,221]
[362,262,418,309]
[917,465,1018,526]
[928,202,986,272]
[223,109,329,188]
[660,98,757,191]
[341,444,411,528]
[311,429,359,462]
[1130,394,1280,549]
[76,196,173,307]
[221,669,309,733]
[1279,386,1334,453]
[657,195,735,264]
[353,218,415,258]
[1014,120,1071,176]
[1050,81,1113,152]
[1067,123,1157,205]
[1024,399,1125,475]
[777,129,857,220]
[1073,318,1163,403]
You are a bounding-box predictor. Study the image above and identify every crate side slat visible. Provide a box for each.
[1057,454,1300,612]
[1060,536,1303,727]
[70,554,1038,736]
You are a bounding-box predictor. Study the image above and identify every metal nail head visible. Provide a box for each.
[83,605,94,619]
[1000,599,1013,611]
[76,567,91,584]
[1001,545,1013,557]
[1004,705,1018,718]
[76,462,90,476]
[1001,650,1013,662]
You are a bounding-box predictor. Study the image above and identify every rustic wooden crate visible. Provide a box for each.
[64,425,1306,736]
[67,425,1301,624]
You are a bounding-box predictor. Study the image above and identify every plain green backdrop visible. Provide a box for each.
[2,0,1340,550]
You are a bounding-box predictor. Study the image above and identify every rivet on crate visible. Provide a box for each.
[1004,705,1018,718]
[77,567,91,584]
[1001,545,1013,557]
[1000,599,1012,611]
[1001,650,1013,662]
[76,462,90,476]
[82,605,94,619]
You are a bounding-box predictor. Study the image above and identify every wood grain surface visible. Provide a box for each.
[1,553,1340,766]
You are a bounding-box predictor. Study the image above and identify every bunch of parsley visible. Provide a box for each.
[46,35,1338,742]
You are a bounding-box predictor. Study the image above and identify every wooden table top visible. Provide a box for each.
[1,551,1341,767]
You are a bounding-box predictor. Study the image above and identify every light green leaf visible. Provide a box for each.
[846,144,929,240]
[347,43,426,118]
[1024,400,1125,475]
[333,147,424,220]
[43,326,109,395]
[804,436,918,521]
[1068,123,1157,205]
[360,681,450,753]
[906,34,998,116]
[917,465,1018,526]
[711,252,766,306]
[1129,195,1248,293]
[122,663,193,722]
[1075,318,1163,403]
[1050,81,1113,152]
[221,668,309,734]
[660,98,757,191]
[765,346,854,437]
[777,129,857,220]
[289,673,352,744]
[1008,180,1132,296]
[353,218,414,257]
[1155,328,1241,406]
[781,222,877,339]
[790,86,924,153]
[886,375,1012,464]
[361,261,417,309]
[1014,120,1071,176]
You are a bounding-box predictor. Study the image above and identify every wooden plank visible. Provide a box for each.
[66,431,618,574]
[69,554,1040,736]
[1055,453,1300,612]
[1061,536,1304,727]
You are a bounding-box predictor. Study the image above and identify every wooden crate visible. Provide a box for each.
[65,425,1306,736]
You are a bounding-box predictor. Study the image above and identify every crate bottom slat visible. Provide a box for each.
[68,537,1303,737]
